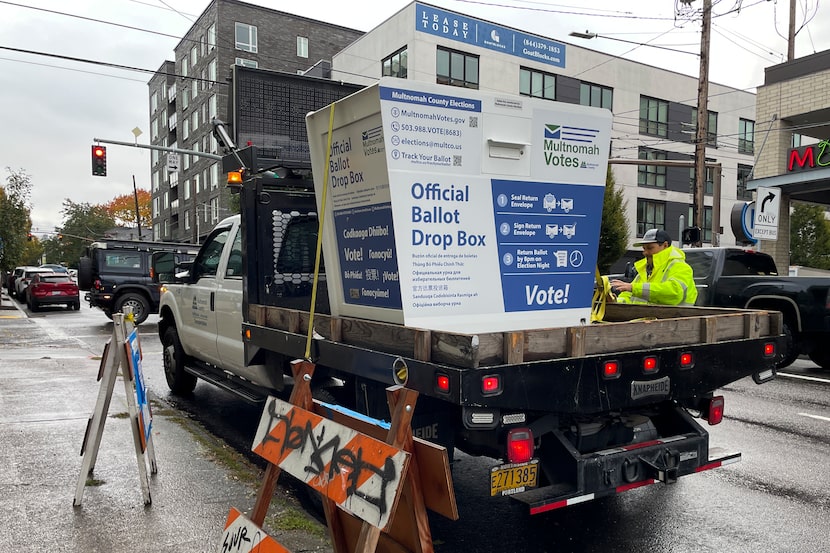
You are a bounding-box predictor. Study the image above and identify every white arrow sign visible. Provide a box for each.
[753,186,781,240]
[166,153,180,173]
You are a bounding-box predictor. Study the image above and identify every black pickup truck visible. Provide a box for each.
[612,247,830,369]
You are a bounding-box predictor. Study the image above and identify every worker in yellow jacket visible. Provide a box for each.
[610,228,698,306]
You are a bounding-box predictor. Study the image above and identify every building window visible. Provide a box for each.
[739,118,755,154]
[191,110,199,132]
[637,148,667,188]
[689,164,714,195]
[209,94,217,120]
[207,23,216,50]
[151,91,158,113]
[519,67,555,101]
[190,45,198,67]
[639,96,668,137]
[636,199,666,237]
[436,46,478,89]
[235,22,258,53]
[182,118,189,140]
[737,164,753,200]
[210,196,219,222]
[234,57,258,68]
[791,133,803,148]
[297,36,308,58]
[580,82,613,110]
[692,108,718,147]
[208,59,217,85]
[183,179,190,200]
[184,210,191,231]
[688,205,713,242]
[382,46,408,78]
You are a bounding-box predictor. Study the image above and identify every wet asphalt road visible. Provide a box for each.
[13,298,830,553]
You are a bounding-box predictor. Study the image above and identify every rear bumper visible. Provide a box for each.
[33,294,79,306]
[85,291,113,310]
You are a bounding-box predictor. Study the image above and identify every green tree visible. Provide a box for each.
[0,168,34,275]
[58,200,115,269]
[596,166,629,273]
[790,202,830,269]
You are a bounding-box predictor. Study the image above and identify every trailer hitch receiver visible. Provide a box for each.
[640,448,680,484]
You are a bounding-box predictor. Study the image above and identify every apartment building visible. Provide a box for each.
[147,0,363,242]
[331,2,758,246]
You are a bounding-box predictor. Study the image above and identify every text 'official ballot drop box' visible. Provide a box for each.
[306,77,612,334]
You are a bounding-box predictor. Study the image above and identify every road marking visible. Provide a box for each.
[776,372,830,384]
[797,413,830,423]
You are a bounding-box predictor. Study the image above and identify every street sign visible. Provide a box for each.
[753,186,781,240]
[166,152,180,173]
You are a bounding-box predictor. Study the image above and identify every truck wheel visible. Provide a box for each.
[115,293,150,324]
[162,327,197,394]
[777,322,799,369]
[808,349,830,370]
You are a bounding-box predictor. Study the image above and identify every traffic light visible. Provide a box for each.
[682,227,701,244]
[92,145,107,176]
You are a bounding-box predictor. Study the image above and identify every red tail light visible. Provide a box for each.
[507,428,534,463]
[679,352,694,368]
[482,375,502,396]
[436,374,450,393]
[603,360,620,379]
[643,356,658,373]
[93,279,103,290]
[763,342,776,357]
[706,396,724,425]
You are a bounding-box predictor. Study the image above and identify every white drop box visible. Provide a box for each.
[306,77,612,333]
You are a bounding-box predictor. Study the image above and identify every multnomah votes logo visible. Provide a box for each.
[543,124,601,169]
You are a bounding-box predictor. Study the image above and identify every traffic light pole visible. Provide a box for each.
[92,137,222,161]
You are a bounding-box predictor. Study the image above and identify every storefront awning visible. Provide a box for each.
[747,166,830,204]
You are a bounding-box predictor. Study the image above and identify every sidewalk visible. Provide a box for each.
[0,289,332,553]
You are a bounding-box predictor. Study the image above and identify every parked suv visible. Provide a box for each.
[78,239,199,324]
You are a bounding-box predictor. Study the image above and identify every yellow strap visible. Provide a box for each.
[305,103,336,361]
[591,267,615,323]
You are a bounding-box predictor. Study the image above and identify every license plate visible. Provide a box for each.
[490,459,539,496]
[51,291,62,295]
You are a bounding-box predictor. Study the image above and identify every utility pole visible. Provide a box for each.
[132,176,142,240]
[693,0,712,245]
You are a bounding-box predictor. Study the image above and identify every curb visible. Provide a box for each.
[0,290,25,317]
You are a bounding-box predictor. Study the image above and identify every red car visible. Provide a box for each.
[26,273,81,311]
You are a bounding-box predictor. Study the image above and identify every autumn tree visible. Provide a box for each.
[105,189,151,229]
[0,168,34,274]
[597,166,629,274]
[56,200,115,269]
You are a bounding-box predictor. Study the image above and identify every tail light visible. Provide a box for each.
[603,360,621,379]
[763,342,776,357]
[643,356,658,373]
[705,396,724,425]
[482,375,501,396]
[507,427,534,463]
[93,279,103,290]
[436,374,450,393]
[679,352,694,369]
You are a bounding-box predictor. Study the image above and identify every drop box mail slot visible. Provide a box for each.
[306,77,612,334]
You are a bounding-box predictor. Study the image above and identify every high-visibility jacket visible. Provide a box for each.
[617,246,698,306]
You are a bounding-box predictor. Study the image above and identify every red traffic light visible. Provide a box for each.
[92,145,107,176]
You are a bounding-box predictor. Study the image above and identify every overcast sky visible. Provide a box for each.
[2,0,828,235]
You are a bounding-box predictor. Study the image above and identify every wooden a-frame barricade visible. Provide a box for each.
[73,312,157,506]
[219,359,458,553]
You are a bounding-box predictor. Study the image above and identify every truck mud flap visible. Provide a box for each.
[510,436,741,515]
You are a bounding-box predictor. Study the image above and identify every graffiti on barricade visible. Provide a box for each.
[252,396,409,528]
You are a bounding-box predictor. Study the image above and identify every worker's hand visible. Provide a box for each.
[610,279,632,293]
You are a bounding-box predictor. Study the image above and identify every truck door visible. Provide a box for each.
[215,225,248,375]
[175,226,229,367]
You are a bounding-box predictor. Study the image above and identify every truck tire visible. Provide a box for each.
[115,292,150,324]
[777,322,799,369]
[162,327,197,394]
[808,349,830,370]
[77,257,94,291]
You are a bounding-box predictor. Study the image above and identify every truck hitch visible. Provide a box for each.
[640,448,680,484]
